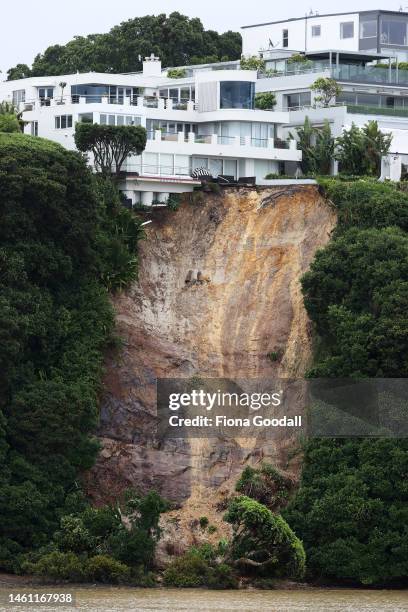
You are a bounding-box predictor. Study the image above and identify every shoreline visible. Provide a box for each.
[0,573,406,592]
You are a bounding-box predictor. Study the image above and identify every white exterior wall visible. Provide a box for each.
[242,13,360,55]
[0,67,302,196]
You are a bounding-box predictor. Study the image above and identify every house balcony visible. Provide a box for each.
[21,95,197,113]
[144,130,300,161]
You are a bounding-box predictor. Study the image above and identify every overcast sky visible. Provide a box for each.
[1,0,406,75]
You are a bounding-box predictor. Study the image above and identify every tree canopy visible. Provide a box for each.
[224,496,306,580]
[311,77,342,107]
[7,13,242,78]
[284,179,408,586]
[0,133,143,571]
[74,123,147,176]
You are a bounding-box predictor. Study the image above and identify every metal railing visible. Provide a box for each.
[21,95,196,111]
[218,135,236,145]
[251,137,268,148]
[143,96,159,108]
[274,138,291,150]
[121,163,193,177]
[194,134,213,144]
[333,64,408,86]
[259,61,408,86]
[259,65,329,79]
[146,131,297,150]
[160,131,179,141]
[346,104,408,117]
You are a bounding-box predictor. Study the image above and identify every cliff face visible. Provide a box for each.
[85,185,335,554]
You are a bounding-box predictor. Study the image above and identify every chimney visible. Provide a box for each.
[143,54,162,76]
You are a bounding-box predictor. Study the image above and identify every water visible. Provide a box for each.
[1,587,407,612]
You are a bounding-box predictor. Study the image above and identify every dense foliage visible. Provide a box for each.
[0,102,25,133]
[7,13,241,78]
[311,77,342,107]
[292,117,334,175]
[163,543,238,589]
[0,133,144,571]
[74,123,147,176]
[240,56,266,71]
[284,179,408,586]
[23,490,167,584]
[293,119,391,177]
[336,122,392,177]
[0,115,20,133]
[235,463,293,512]
[224,496,306,580]
[254,92,276,110]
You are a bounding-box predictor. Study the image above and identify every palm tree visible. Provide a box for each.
[362,120,392,176]
[59,81,67,104]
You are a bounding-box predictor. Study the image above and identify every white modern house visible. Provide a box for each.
[243,10,408,60]
[242,10,408,170]
[0,56,301,205]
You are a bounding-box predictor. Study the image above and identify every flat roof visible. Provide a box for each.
[242,10,408,29]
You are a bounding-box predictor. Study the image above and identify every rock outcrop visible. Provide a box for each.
[85,185,336,555]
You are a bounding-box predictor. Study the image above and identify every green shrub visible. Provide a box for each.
[255,92,276,110]
[163,551,210,587]
[240,56,265,71]
[23,551,85,582]
[54,516,96,554]
[199,516,209,529]
[84,555,130,583]
[167,68,187,79]
[167,193,181,210]
[206,563,238,589]
[0,114,20,133]
[318,178,408,233]
[163,547,238,589]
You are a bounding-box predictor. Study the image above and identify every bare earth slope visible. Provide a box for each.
[85,185,335,554]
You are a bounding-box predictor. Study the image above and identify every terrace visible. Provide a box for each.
[260,50,408,88]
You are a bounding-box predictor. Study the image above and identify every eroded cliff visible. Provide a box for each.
[85,185,335,555]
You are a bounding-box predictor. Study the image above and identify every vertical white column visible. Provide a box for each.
[141,191,154,206]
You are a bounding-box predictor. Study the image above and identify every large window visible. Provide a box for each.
[158,85,195,102]
[38,87,53,99]
[71,84,141,104]
[381,19,408,46]
[192,157,238,178]
[220,81,255,109]
[360,20,377,39]
[78,113,93,123]
[340,22,354,39]
[337,91,408,109]
[100,114,141,126]
[12,89,25,105]
[38,87,54,106]
[285,91,311,109]
[55,115,73,129]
